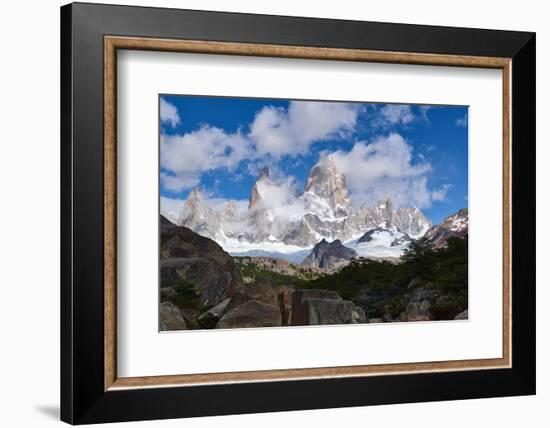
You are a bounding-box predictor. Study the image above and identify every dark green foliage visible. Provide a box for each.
[233,237,468,321]
[401,236,438,278]
[161,281,202,310]
[307,236,468,319]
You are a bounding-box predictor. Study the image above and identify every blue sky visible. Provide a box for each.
[160,95,468,225]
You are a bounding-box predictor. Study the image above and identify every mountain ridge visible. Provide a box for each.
[174,158,432,251]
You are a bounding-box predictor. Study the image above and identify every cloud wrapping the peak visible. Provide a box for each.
[254,177,306,221]
[249,101,359,158]
[329,133,447,209]
[160,99,181,127]
[159,99,452,210]
[160,101,359,192]
[160,194,249,221]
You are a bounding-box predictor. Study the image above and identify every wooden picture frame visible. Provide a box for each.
[61,2,535,424]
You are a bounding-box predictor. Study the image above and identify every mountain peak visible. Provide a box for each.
[304,157,352,218]
[187,187,203,201]
[248,167,271,210]
[377,198,394,210]
[179,187,222,238]
[301,238,357,270]
[258,166,270,179]
[424,208,468,248]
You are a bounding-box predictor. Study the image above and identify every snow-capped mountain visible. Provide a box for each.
[179,188,222,239]
[424,208,468,249]
[174,158,432,258]
[352,223,413,259]
[302,157,352,219]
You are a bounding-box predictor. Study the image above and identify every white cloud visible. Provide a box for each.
[160,125,255,192]
[373,104,415,127]
[160,99,181,127]
[456,112,468,127]
[329,133,447,209]
[254,177,306,221]
[203,196,249,214]
[159,101,447,204]
[160,101,359,192]
[160,172,200,192]
[418,105,433,123]
[160,195,248,219]
[249,101,359,158]
[161,126,253,173]
[160,196,185,221]
[431,184,452,202]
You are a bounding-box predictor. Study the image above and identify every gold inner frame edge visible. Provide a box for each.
[104,36,512,391]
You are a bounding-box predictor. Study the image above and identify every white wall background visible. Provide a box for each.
[0,0,545,427]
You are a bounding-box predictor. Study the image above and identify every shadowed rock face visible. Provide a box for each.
[248,166,270,210]
[159,302,188,330]
[217,300,282,329]
[197,299,230,329]
[213,278,286,329]
[454,309,468,320]
[301,239,357,270]
[290,289,366,326]
[402,288,440,321]
[160,215,240,308]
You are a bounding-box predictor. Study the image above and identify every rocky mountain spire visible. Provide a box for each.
[376,198,394,225]
[248,166,270,210]
[303,156,352,218]
[179,188,221,238]
[176,161,433,251]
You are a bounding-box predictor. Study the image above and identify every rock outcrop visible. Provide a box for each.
[168,279,369,330]
[401,288,440,321]
[215,278,285,329]
[160,215,240,308]
[395,287,467,322]
[454,309,468,320]
[197,299,230,329]
[301,239,357,270]
[159,302,188,330]
[291,289,366,326]
[216,300,282,329]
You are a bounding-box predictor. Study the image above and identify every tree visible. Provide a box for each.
[402,236,433,262]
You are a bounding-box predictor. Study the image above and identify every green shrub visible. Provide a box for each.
[161,281,202,310]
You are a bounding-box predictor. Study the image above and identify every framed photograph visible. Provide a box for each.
[61,2,535,424]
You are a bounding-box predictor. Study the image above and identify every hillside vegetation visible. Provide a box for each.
[235,236,468,321]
